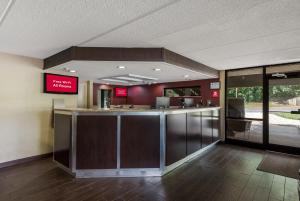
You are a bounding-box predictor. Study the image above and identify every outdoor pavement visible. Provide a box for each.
[230,110,300,147]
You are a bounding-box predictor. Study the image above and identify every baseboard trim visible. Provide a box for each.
[0,152,53,169]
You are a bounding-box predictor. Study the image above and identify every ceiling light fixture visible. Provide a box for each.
[117,66,126,69]
[272,73,287,78]
[153,68,161,71]
[69,70,76,73]
[101,78,129,83]
[184,75,189,78]
[115,76,143,82]
[128,74,158,81]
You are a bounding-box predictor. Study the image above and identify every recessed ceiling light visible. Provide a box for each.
[117,66,126,69]
[153,68,161,71]
[184,75,189,78]
[69,70,76,73]
[63,67,70,72]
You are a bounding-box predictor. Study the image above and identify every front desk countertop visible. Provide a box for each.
[53,106,221,178]
[55,106,220,114]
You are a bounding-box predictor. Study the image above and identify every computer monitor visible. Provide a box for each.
[184,98,194,107]
[156,97,170,109]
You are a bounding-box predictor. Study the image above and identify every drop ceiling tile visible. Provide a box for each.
[0,0,10,16]
[206,47,300,70]
[82,0,300,69]
[0,0,299,71]
[189,29,300,62]
[149,11,300,55]
[83,0,267,47]
[0,0,176,58]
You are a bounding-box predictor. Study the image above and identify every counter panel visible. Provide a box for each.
[120,115,161,168]
[202,111,213,148]
[166,113,187,166]
[187,112,202,155]
[54,114,72,168]
[212,110,220,142]
[76,115,117,169]
[54,107,220,177]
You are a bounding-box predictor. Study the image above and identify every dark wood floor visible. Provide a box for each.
[0,144,299,201]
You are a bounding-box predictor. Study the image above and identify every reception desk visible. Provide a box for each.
[54,107,220,178]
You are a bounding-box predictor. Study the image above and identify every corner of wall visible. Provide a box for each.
[219,70,226,141]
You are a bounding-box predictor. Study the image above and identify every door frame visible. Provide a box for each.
[265,71,300,155]
[225,65,300,155]
[97,89,112,108]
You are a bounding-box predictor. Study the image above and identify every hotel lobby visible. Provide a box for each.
[0,1,299,201]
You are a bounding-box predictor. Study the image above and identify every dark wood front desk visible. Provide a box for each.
[54,107,220,178]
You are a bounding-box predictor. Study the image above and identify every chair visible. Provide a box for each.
[227,98,252,138]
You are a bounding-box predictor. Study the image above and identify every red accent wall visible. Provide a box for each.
[93,84,127,105]
[127,79,220,107]
[94,79,220,107]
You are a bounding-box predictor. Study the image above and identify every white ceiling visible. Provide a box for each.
[48,60,216,85]
[0,0,300,70]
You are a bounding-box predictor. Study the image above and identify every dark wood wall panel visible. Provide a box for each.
[166,113,187,166]
[54,114,72,168]
[163,49,218,77]
[76,116,117,169]
[187,112,202,155]
[44,47,219,79]
[44,47,163,69]
[75,47,163,62]
[202,111,213,148]
[120,115,160,168]
[212,110,220,142]
[44,47,74,69]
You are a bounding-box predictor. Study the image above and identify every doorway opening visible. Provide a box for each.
[267,72,300,150]
[97,89,112,108]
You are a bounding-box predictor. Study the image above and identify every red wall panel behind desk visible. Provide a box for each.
[127,79,220,107]
[93,79,220,107]
[93,84,127,106]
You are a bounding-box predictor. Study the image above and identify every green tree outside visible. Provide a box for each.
[227,85,300,104]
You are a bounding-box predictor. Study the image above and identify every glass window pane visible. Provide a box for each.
[226,68,263,143]
[268,77,300,148]
[227,119,263,143]
[164,87,201,97]
[266,63,300,74]
[227,68,263,119]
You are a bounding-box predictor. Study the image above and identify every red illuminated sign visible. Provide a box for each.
[44,73,78,94]
[211,90,219,98]
[115,88,127,97]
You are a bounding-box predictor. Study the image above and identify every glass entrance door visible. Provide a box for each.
[267,72,300,149]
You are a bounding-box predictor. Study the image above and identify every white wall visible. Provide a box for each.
[219,70,226,141]
[0,52,77,163]
[77,82,88,108]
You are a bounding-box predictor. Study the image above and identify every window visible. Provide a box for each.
[164,86,201,97]
[226,68,263,143]
[225,64,300,154]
